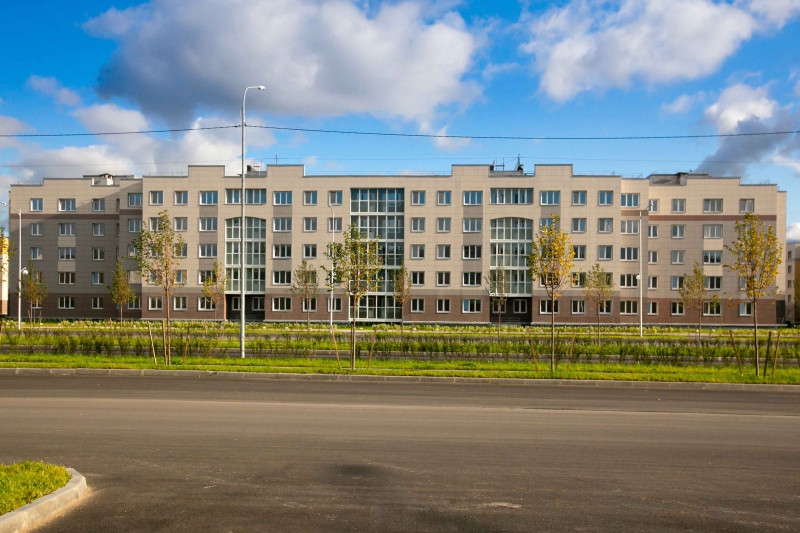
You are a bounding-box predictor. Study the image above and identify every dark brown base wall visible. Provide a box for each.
[8,294,142,320]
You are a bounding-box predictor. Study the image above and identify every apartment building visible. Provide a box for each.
[7,163,789,326]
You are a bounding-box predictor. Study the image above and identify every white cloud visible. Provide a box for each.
[482,62,518,80]
[703,83,777,134]
[27,75,82,107]
[520,0,800,102]
[84,0,481,125]
[773,154,800,173]
[419,122,471,151]
[662,92,705,114]
[788,222,800,242]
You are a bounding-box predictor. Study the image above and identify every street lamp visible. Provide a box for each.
[1,201,22,330]
[240,85,265,359]
[329,205,335,330]
[638,202,653,337]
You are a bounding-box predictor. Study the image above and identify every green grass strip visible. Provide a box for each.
[0,461,71,515]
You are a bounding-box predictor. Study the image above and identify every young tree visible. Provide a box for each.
[724,213,783,376]
[201,260,229,323]
[583,263,614,342]
[678,263,715,348]
[132,210,185,366]
[20,260,47,324]
[485,264,508,341]
[527,214,574,371]
[108,261,136,324]
[392,260,411,338]
[323,222,384,370]
[289,259,319,332]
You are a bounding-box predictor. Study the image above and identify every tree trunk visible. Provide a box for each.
[753,304,760,376]
[597,306,601,344]
[147,322,157,366]
[497,305,501,342]
[764,330,772,378]
[306,301,310,332]
[161,319,167,366]
[772,330,781,378]
[550,296,555,372]
[350,297,357,370]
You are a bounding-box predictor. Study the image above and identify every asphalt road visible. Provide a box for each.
[1,376,798,532]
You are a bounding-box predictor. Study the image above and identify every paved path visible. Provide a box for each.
[1,375,798,532]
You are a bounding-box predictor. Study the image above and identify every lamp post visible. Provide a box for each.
[240,85,265,359]
[329,205,335,330]
[1,201,21,330]
[638,202,652,337]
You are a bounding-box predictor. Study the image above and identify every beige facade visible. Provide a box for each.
[7,164,789,326]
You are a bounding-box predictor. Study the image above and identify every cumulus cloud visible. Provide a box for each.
[419,122,472,151]
[520,0,800,102]
[788,222,800,243]
[662,92,705,114]
[84,0,480,125]
[27,75,82,107]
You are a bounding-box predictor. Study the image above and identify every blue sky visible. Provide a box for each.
[1,0,800,237]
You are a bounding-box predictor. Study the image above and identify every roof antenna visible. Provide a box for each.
[275,154,278,165]
[515,154,523,172]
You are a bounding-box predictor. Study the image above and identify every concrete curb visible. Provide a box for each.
[1,366,799,392]
[0,468,87,533]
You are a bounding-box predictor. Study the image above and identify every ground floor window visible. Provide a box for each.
[58,296,75,309]
[462,298,482,313]
[539,299,559,314]
[491,300,506,313]
[148,296,162,311]
[620,300,638,315]
[671,301,684,316]
[411,298,425,313]
[272,297,291,312]
[198,297,216,311]
[91,297,103,310]
[173,296,187,311]
[571,299,585,314]
[301,297,316,313]
[437,299,450,313]
[599,300,612,315]
[231,296,240,311]
[739,302,753,316]
[647,301,658,315]
[328,297,342,313]
[128,297,141,310]
[513,300,527,314]
[253,297,265,311]
[703,301,721,316]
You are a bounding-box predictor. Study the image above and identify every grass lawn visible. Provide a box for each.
[1,353,798,385]
[0,461,71,515]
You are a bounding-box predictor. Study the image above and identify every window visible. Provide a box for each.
[436,271,451,286]
[648,276,658,289]
[149,296,163,311]
[302,217,316,232]
[620,220,639,234]
[462,272,481,286]
[647,301,658,315]
[30,198,43,212]
[128,219,142,233]
[328,217,342,233]
[199,191,218,205]
[572,191,587,206]
[116,223,120,236]
[672,199,686,213]
[408,245,424,259]
[273,244,291,258]
[254,295,267,311]
[411,191,426,205]
[572,218,587,233]
[599,301,612,315]
[671,250,685,264]
[463,191,482,205]
[199,244,217,258]
[59,223,76,236]
[230,297,240,311]
[598,245,613,260]
[59,272,76,284]
[458,218,482,234]
[671,276,684,290]
[246,189,267,205]
[703,224,722,239]
[491,188,533,204]
[199,217,218,232]
[572,272,587,287]
[174,191,188,205]
[128,193,142,207]
[174,270,187,285]
[304,191,317,206]
[437,218,451,233]
[272,297,292,311]
[410,298,425,313]
[620,301,638,315]
[411,271,425,286]
[303,244,317,259]
[437,191,451,205]
[598,191,613,206]
[59,247,76,260]
[149,191,163,205]
[539,299,559,314]
[174,217,187,232]
[648,250,658,264]
[91,272,104,285]
[30,223,42,236]
[648,199,659,212]
[198,297,216,311]
[272,191,292,206]
[620,274,638,288]
[149,217,161,231]
[128,296,142,310]
[621,193,639,208]
[436,299,451,313]
[411,217,426,232]
[173,296,187,311]
[30,247,42,261]
[620,247,638,261]
[739,302,753,316]
[91,297,103,310]
[573,245,586,260]
[328,297,343,313]
[92,198,105,212]
[328,190,342,206]
[571,299,586,314]
[671,224,685,239]
[705,276,722,290]
[540,191,560,205]
[703,301,721,316]
[740,199,754,213]
[225,189,241,204]
[273,271,291,285]
[703,199,723,213]
[598,218,613,233]
[57,198,76,212]
[648,225,658,238]
[301,298,316,313]
[703,250,722,264]
[462,299,482,313]
[58,296,75,309]
[463,245,482,259]
[198,270,214,284]
[175,243,187,258]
